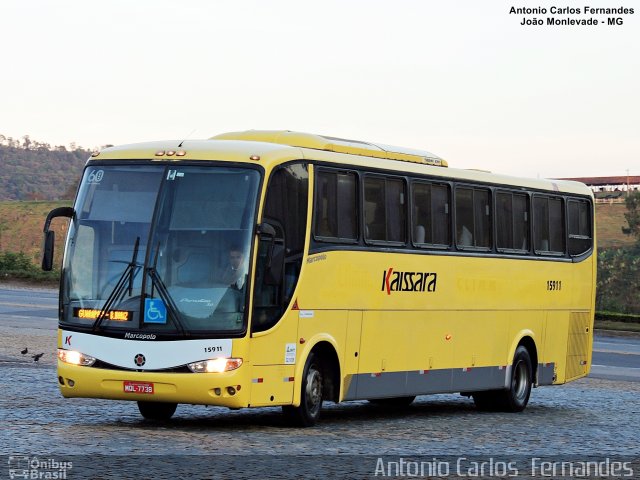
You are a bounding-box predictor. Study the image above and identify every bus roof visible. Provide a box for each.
[93,131,592,197]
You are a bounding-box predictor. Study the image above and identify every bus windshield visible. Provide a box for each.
[61,164,261,336]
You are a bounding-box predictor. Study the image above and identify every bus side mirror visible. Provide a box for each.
[42,231,55,271]
[257,222,276,238]
[41,206,74,271]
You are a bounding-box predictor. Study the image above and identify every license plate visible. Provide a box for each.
[123,381,154,394]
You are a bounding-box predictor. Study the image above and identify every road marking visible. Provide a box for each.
[0,301,56,309]
[595,341,640,351]
[592,364,640,370]
[593,349,640,356]
[0,314,57,321]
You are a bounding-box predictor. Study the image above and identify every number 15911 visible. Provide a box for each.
[547,280,562,291]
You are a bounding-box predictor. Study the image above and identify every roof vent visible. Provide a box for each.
[211,130,448,167]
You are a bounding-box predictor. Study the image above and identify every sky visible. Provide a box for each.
[1,0,638,179]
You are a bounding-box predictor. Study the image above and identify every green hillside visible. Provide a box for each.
[595,202,636,248]
[0,201,70,273]
[0,135,92,200]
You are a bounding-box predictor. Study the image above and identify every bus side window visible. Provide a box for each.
[412,181,451,247]
[456,186,491,249]
[364,176,406,244]
[314,170,357,241]
[496,191,529,252]
[252,164,309,332]
[456,187,474,247]
[568,199,592,256]
[533,195,565,255]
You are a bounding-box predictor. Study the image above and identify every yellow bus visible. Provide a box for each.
[43,130,595,426]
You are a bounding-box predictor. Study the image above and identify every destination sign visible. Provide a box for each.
[73,308,132,322]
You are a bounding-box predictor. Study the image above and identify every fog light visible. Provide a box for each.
[227,386,236,396]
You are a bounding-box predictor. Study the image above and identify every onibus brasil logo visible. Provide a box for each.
[8,455,72,479]
[381,268,437,295]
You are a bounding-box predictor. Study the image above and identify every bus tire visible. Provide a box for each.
[137,401,177,420]
[472,346,533,412]
[502,345,533,412]
[368,396,416,408]
[283,352,323,427]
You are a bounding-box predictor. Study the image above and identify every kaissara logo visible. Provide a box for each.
[381,268,437,295]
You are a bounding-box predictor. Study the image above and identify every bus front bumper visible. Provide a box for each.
[57,360,249,408]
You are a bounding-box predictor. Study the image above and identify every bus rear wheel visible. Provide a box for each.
[472,345,532,412]
[502,345,533,412]
[137,401,177,420]
[283,352,323,427]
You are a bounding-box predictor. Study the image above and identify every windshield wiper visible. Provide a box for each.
[93,237,141,332]
[145,245,189,337]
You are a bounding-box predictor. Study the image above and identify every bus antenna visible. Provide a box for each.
[178,129,196,148]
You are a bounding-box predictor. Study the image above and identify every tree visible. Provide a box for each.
[622,190,640,243]
[62,177,81,200]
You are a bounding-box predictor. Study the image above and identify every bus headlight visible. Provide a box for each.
[188,357,243,373]
[58,349,96,366]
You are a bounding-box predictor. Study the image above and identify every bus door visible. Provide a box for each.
[249,163,309,406]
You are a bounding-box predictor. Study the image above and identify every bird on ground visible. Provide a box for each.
[21,348,28,355]
[32,353,44,362]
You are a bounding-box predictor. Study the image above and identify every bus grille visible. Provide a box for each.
[565,312,591,381]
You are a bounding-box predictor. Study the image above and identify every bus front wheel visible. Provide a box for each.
[283,353,323,427]
[137,401,177,420]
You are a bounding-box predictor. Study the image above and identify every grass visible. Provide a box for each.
[594,320,640,333]
[595,202,636,248]
[0,200,70,268]
[595,311,640,323]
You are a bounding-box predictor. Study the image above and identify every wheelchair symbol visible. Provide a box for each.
[147,301,163,320]
[144,298,167,324]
